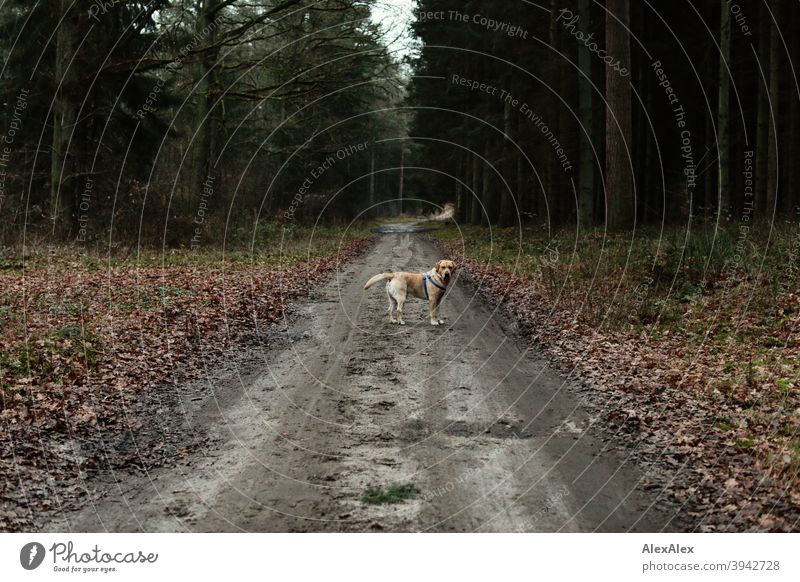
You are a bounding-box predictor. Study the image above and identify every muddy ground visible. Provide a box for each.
[43,228,686,532]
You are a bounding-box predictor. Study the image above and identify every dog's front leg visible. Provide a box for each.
[434,299,445,325]
[429,297,439,326]
[431,297,446,325]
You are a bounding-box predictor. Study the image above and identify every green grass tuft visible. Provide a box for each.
[58,325,82,338]
[361,483,420,505]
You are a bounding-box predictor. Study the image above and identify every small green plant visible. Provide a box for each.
[58,325,82,338]
[735,438,755,450]
[54,328,102,372]
[361,483,420,505]
[0,344,54,380]
[714,421,733,432]
[677,281,700,303]
[764,336,785,348]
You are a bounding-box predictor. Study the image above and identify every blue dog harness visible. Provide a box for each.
[422,273,447,300]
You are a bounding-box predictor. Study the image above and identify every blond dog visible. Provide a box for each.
[363,260,456,326]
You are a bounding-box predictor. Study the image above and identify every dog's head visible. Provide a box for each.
[435,259,456,283]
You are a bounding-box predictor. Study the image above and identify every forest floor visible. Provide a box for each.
[2,221,797,532]
[432,222,800,532]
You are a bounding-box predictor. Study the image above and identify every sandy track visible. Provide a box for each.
[44,230,680,532]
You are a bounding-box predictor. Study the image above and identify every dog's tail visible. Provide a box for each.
[364,272,393,290]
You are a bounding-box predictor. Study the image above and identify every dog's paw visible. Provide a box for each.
[389,318,397,324]
[398,320,406,326]
[430,320,440,326]
[437,319,445,325]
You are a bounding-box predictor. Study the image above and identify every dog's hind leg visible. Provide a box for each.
[396,294,406,325]
[386,283,398,323]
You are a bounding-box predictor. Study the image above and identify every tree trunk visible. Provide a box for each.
[755,1,769,214]
[642,67,655,220]
[516,115,528,221]
[790,0,800,213]
[558,6,574,226]
[481,138,491,227]
[398,143,404,215]
[190,0,221,212]
[470,144,482,225]
[604,0,633,229]
[368,125,376,216]
[51,0,77,234]
[455,151,464,223]
[703,108,715,213]
[547,0,561,226]
[498,88,516,227]
[577,0,594,230]
[766,0,781,216]
[717,1,731,213]
[703,34,716,214]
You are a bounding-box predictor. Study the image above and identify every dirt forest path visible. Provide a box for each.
[44,228,680,532]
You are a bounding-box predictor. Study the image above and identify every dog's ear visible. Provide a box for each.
[435,260,442,273]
